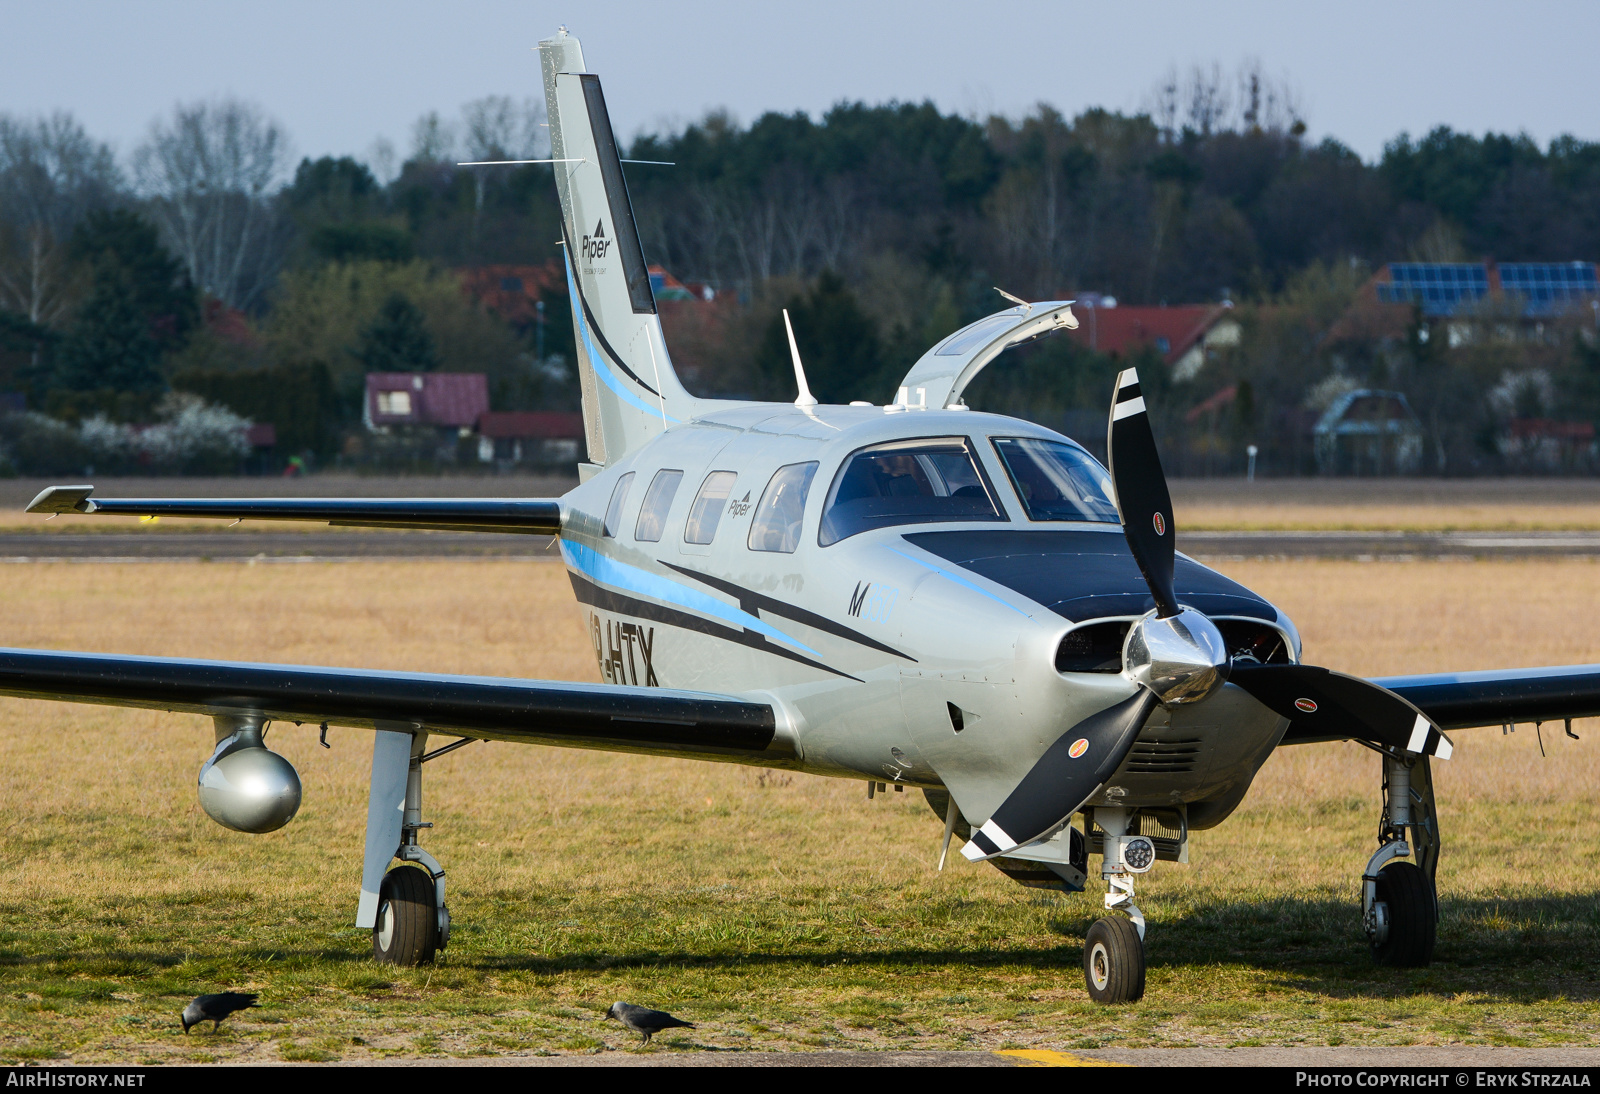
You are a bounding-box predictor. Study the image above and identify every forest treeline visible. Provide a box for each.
[4,64,1600,475]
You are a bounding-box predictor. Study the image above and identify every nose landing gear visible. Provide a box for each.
[1083,807,1152,1004]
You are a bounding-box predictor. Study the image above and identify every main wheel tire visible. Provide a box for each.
[1083,916,1145,1004]
[372,864,439,966]
[1370,860,1436,968]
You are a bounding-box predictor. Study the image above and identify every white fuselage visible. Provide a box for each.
[558,403,1297,829]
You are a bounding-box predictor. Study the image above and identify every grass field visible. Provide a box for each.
[0,557,1598,1062]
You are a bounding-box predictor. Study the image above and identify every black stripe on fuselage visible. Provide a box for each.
[560,221,661,397]
[660,561,915,662]
[568,572,861,682]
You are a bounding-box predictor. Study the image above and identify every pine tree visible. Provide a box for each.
[356,293,440,372]
[52,210,196,395]
[757,272,883,404]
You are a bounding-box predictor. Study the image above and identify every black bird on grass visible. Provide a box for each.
[181,992,260,1033]
[604,1001,695,1045]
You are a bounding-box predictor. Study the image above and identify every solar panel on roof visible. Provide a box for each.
[1496,262,1597,315]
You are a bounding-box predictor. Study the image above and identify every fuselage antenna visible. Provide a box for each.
[783,308,818,408]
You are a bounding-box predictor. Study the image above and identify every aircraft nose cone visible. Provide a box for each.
[1124,608,1230,705]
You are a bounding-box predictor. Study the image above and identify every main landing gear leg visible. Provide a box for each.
[1083,807,1147,1004]
[1362,754,1438,968]
[357,729,450,966]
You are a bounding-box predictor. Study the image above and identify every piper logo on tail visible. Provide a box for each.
[581,219,612,261]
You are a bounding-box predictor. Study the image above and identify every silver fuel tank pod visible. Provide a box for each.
[1123,607,1230,705]
[198,714,303,834]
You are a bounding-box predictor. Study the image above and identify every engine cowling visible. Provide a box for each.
[198,717,302,834]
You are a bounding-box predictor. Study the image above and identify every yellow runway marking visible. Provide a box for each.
[995,1049,1129,1067]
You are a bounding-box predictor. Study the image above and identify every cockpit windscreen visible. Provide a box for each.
[992,437,1119,523]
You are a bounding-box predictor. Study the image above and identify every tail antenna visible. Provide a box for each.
[783,309,818,408]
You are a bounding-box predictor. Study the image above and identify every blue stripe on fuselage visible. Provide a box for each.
[561,540,819,656]
[564,259,679,424]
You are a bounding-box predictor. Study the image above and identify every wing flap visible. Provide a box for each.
[26,487,562,535]
[0,647,776,757]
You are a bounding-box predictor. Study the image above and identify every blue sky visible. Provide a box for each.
[3,0,1596,174]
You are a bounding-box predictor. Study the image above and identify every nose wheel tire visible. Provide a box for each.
[1083,916,1145,1003]
[1370,860,1436,968]
[372,864,439,966]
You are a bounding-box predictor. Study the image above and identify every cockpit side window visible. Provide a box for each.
[818,437,1004,546]
[748,462,818,553]
[603,472,635,538]
[684,471,737,544]
[634,469,683,542]
[992,437,1120,523]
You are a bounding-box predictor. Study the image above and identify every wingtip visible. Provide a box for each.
[26,485,95,515]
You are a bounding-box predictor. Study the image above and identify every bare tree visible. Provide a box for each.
[1144,61,1305,139]
[409,111,457,163]
[1235,58,1305,135]
[133,100,291,311]
[459,96,550,233]
[1185,63,1232,137]
[0,112,122,323]
[461,96,548,162]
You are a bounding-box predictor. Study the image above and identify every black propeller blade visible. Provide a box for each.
[962,690,1158,861]
[1229,662,1453,758]
[1107,368,1179,618]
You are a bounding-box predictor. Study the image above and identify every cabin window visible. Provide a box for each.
[634,469,683,542]
[818,437,1003,546]
[684,471,737,544]
[602,472,635,538]
[748,462,818,553]
[992,438,1119,523]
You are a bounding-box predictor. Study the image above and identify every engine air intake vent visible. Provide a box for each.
[1123,737,1202,774]
[1055,620,1130,673]
[1215,619,1291,664]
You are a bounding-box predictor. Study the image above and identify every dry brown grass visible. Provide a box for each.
[1179,502,1600,532]
[0,558,1596,1061]
[1172,479,1600,531]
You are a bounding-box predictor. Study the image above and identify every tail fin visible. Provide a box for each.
[539,29,698,467]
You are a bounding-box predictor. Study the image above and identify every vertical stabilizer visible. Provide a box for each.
[539,29,698,466]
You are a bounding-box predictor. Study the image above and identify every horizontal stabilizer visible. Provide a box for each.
[26,486,562,535]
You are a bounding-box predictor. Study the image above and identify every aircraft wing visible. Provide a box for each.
[1278,664,1600,744]
[0,647,779,760]
[25,486,561,535]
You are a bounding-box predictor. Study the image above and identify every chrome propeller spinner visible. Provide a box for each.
[1124,607,1230,706]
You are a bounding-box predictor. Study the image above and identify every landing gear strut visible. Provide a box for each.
[359,729,450,966]
[1083,807,1150,1003]
[1362,754,1438,967]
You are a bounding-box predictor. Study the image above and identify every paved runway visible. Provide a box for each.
[0,530,1597,560]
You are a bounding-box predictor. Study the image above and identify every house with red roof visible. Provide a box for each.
[1065,300,1239,380]
[364,373,489,434]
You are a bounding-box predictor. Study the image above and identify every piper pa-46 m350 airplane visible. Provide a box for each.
[15,28,1600,1003]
